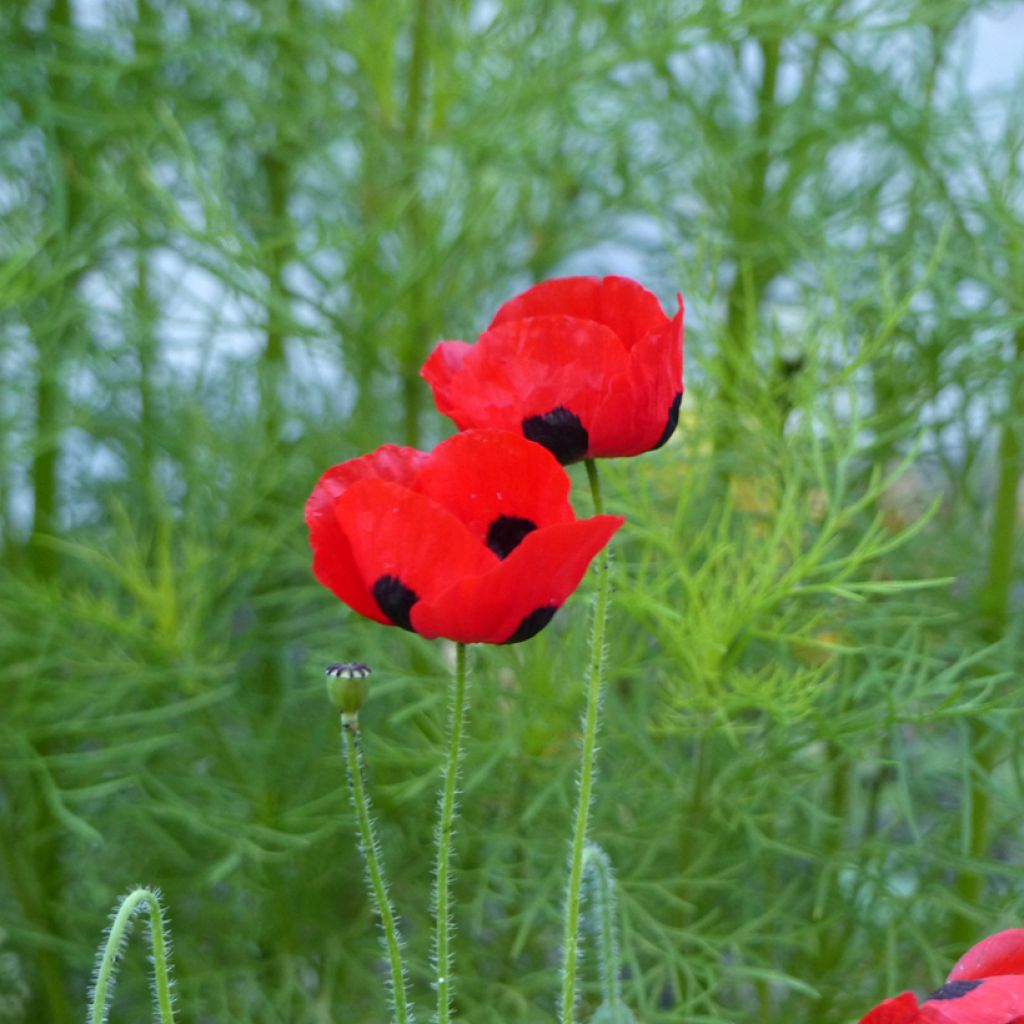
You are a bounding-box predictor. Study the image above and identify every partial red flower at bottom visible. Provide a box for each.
[306,429,623,644]
[859,930,1024,1024]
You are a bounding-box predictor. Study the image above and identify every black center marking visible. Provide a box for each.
[486,515,538,560]
[926,980,983,1002]
[522,406,589,465]
[372,575,419,632]
[504,604,558,644]
[651,391,683,451]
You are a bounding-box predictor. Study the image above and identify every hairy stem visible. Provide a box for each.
[582,844,622,1011]
[434,642,469,1024]
[560,459,612,1024]
[88,886,176,1024]
[341,713,414,1024]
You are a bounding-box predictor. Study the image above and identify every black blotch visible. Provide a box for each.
[522,406,589,465]
[486,515,538,560]
[372,575,419,632]
[651,391,683,451]
[926,980,983,1002]
[504,604,558,644]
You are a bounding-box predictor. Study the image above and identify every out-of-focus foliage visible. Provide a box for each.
[1,0,1021,1022]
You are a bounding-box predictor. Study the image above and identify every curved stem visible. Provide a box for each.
[342,714,413,1024]
[88,886,176,1024]
[434,642,469,1024]
[582,844,622,1010]
[560,459,613,1024]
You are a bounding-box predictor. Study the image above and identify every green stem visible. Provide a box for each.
[434,642,469,1024]
[341,713,413,1024]
[88,887,176,1024]
[560,459,612,1024]
[582,844,621,1010]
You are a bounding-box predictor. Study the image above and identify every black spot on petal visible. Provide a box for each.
[927,980,983,1002]
[372,575,419,632]
[522,407,589,465]
[486,515,538,560]
[504,604,558,644]
[651,391,683,451]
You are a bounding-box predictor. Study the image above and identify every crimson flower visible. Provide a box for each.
[860,930,1024,1024]
[421,275,684,464]
[306,429,623,644]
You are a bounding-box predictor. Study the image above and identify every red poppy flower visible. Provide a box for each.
[859,930,1024,1024]
[306,429,623,644]
[421,275,684,464]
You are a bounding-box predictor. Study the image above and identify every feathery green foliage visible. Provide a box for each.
[1,1,1021,1022]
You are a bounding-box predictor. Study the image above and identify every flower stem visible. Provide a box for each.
[434,642,470,1024]
[560,459,612,1024]
[88,886,176,1024]
[341,713,413,1024]
[582,844,622,1011]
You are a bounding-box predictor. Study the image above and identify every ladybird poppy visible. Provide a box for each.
[306,429,623,644]
[421,275,684,464]
[859,930,1024,1024]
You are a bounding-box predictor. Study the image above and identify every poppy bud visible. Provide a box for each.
[325,662,371,717]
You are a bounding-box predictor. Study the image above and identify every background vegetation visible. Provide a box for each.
[1,0,1022,1021]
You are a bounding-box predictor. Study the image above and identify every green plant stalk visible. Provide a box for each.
[434,642,469,1024]
[560,459,612,1024]
[341,714,413,1024]
[582,844,621,1010]
[88,887,176,1024]
[955,326,1023,940]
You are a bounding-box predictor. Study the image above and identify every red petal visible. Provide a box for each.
[419,341,472,428]
[307,491,386,625]
[589,298,684,455]
[306,449,428,625]
[414,430,575,551]
[859,993,920,1024]
[949,932,1024,981]
[412,515,623,643]
[489,275,670,353]
[330,480,496,627]
[306,445,428,523]
[922,976,1024,1024]
[421,316,628,438]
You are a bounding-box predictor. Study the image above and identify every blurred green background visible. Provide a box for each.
[1,0,1022,1021]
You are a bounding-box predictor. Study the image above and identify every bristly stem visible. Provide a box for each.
[341,713,414,1024]
[582,844,623,1011]
[560,458,612,1024]
[88,886,176,1024]
[434,642,470,1024]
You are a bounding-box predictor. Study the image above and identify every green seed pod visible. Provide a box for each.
[325,662,371,715]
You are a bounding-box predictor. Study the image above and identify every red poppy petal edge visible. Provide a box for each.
[586,299,683,456]
[489,275,669,352]
[421,341,474,428]
[948,931,1024,981]
[412,515,623,643]
[306,445,429,523]
[859,992,920,1024]
[308,497,389,626]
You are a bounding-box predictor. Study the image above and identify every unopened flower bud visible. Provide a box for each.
[325,662,371,715]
